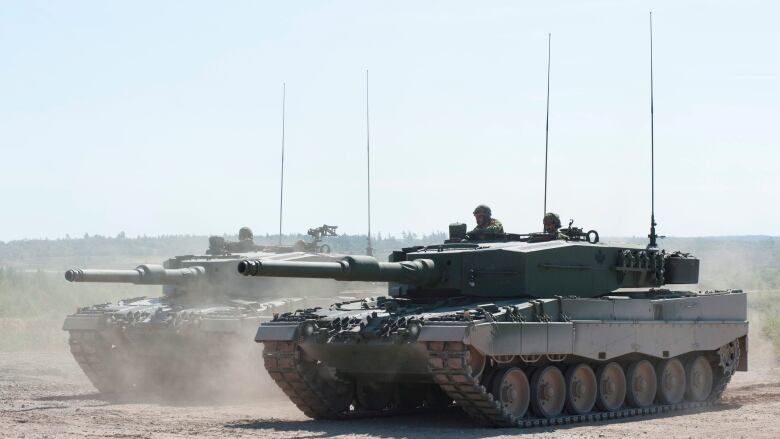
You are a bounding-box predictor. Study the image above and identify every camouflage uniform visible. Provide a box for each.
[470,204,504,235]
[470,218,504,234]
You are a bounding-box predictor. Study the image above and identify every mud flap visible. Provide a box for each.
[738,335,748,371]
[418,324,468,342]
[62,316,104,331]
[255,323,298,342]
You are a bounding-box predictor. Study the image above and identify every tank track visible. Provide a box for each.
[262,341,351,419]
[426,340,736,428]
[68,330,123,394]
[69,328,262,398]
[262,339,738,427]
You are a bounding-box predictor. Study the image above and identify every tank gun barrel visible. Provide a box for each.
[65,264,206,285]
[237,255,438,286]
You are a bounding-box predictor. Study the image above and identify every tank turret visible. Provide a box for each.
[238,230,700,299]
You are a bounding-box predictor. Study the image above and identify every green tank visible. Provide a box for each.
[240,223,747,427]
[62,225,375,399]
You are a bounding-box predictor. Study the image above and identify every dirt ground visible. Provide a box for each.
[0,349,778,439]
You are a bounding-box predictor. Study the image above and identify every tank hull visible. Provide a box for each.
[63,295,338,397]
[256,289,748,426]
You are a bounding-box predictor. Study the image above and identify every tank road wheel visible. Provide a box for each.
[656,358,686,405]
[531,365,566,418]
[626,360,657,408]
[356,382,393,411]
[686,355,714,402]
[596,362,626,411]
[565,363,597,414]
[490,367,531,418]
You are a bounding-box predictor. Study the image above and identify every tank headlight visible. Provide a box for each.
[301,322,316,337]
[408,322,422,339]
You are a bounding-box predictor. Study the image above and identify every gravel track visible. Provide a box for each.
[1,350,779,438]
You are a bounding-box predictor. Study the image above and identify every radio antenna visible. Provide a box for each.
[543,33,551,227]
[365,69,374,256]
[278,82,286,246]
[648,13,659,248]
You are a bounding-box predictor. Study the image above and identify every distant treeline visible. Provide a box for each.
[0,233,778,351]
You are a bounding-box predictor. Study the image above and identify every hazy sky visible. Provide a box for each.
[1,1,777,241]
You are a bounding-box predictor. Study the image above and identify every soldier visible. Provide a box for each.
[543,213,567,240]
[470,204,504,234]
[229,226,260,252]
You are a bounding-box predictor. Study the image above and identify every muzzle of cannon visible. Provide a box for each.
[65,264,206,285]
[237,255,439,286]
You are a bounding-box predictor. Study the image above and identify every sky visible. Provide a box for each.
[0,0,778,241]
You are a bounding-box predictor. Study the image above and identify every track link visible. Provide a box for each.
[68,330,119,394]
[262,341,351,419]
[426,340,735,428]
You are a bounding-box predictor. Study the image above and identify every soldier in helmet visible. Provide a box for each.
[470,204,504,235]
[238,226,254,242]
[543,213,566,240]
[229,226,259,252]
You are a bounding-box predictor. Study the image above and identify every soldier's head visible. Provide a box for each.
[238,226,254,241]
[473,204,492,227]
[543,213,561,233]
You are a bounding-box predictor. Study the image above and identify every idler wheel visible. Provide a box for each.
[656,358,686,405]
[356,382,393,411]
[596,362,626,411]
[466,345,486,378]
[626,359,657,408]
[490,367,530,418]
[565,363,597,414]
[686,355,714,402]
[531,365,566,418]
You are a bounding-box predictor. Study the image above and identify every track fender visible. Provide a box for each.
[464,321,574,356]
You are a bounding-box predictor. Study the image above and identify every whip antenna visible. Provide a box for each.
[543,33,551,227]
[648,13,659,248]
[365,69,374,256]
[278,83,286,246]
